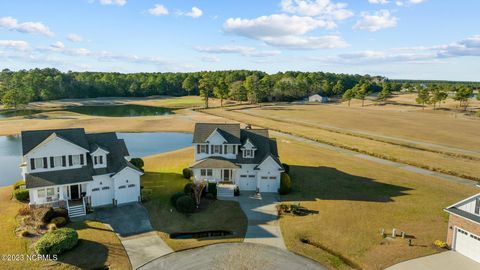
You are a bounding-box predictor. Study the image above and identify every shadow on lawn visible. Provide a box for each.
[287,165,412,202]
[59,239,109,270]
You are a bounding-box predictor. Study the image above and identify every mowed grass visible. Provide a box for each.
[275,136,478,270]
[141,147,248,251]
[204,106,480,181]
[0,186,130,270]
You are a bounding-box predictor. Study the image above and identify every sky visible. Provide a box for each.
[0,0,479,81]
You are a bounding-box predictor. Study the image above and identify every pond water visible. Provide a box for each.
[0,132,192,187]
[0,105,174,118]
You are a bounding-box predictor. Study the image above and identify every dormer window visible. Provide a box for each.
[94,155,104,165]
[243,149,254,158]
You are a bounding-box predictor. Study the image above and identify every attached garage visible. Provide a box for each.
[258,176,278,193]
[116,184,139,205]
[91,186,114,206]
[454,227,480,263]
[238,175,256,191]
[112,167,142,205]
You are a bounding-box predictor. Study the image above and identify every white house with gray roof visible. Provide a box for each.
[190,123,284,196]
[21,128,143,217]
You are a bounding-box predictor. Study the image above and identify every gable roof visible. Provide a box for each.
[22,128,89,156]
[193,123,240,144]
[445,193,480,225]
[190,157,240,169]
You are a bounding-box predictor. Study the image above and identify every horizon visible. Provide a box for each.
[0,0,479,81]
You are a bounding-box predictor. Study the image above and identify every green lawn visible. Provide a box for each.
[142,147,248,251]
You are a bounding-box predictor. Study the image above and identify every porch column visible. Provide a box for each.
[59,186,65,200]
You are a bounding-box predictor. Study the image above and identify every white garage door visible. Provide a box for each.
[259,176,278,193]
[454,227,480,263]
[238,175,256,191]
[91,186,114,206]
[116,184,139,205]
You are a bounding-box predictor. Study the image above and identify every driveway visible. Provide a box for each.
[225,191,286,249]
[90,203,173,269]
[138,242,325,270]
[386,251,480,270]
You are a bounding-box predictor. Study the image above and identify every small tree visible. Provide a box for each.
[430,87,448,110]
[182,168,192,179]
[191,180,207,207]
[130,158,144,172]
[416,87,431,109]
[376,82,391,104]
[453,86,473,111]
[355,83,369,107]
[342,89,354,107]
[278,172,292,195]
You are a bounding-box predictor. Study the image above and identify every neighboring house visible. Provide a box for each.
[444,193,480,263]
[308,94,329,103]
[21,128,143,217]
[190,123,283,196]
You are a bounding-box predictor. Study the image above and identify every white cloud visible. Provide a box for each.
[0,40,30,51]
[195,45,281,57]
[368,0,389,4]
[395,0,426,6]
[409,0,426,4]
[262,35,348,49]
[353,10,397,32]
[280,0,353,20]
[201,56,220,62]
[67,33,84,42]
[148,4,169,16]
[99,0,126,6]
[0,16,54,37]
[185,7,203,18]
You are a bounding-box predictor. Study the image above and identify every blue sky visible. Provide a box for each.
[0,0,479,81]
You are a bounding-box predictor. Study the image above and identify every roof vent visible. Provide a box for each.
[245,124,252,129]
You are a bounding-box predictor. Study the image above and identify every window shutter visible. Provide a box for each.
[100,156,103,164]
[43,157,48,168]
[94,156,98,165]
[68,155,73,166]
[30,158,35,170]
[50,157,54,168]
[220,145,223,154]
[197,144,200,154]
[206,145,209,154]
[475,198,480,215]
[62,156,66,167]
[224,145,228,154]
[80,154,84,165]
[211,145,214,154]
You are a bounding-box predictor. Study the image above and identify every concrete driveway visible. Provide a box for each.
[225,191,286,249]
[90,203,173,269]
[138,242,325,270]
[386,251,480,270]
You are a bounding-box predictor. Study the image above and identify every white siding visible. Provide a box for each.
[458,198,480,216]
[89,175,114,207]
[112,168,141,205]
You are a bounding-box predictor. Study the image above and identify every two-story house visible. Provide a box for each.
[21,128,143,217]
[189,123,284,196]
[444,193,480,262]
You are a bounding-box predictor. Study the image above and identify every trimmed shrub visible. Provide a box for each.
[184,183,193,194]
[51,217,67,227]
[176,195,195,213]
[130,158,144,172]
[13,188,29,202]
[234,186,240,196]
[278,172,292,195]
[34,228,78,255]
[13,180,26,190]
[42,207,56,223]
[282,163,290,174]
[170,192,185,206]
[182,168,192,179]
[53,208,69,220]
[141,188,153,202]
[207,182,217,197]
[434,240,447,248]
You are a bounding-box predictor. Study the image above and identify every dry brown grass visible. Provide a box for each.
[275,136,477,270]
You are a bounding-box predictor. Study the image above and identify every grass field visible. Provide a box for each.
[203,96,480,181]
[141,147,248,251]
[0,186,130,270]
[274,135,477,270]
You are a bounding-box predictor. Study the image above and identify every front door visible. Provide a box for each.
[223,169,230,181]
[70,185,80,200]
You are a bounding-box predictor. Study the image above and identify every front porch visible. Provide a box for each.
[29,183,88,218]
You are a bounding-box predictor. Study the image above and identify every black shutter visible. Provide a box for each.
[220,145,223,154]
[50,157,54,168]
[80,155,84,165]
[206,145,209,154]
[476,198,480,215]
[197,144,200,154]
[30,158,35,170]
[99,156,103,164]
[68,155,73,166]
[224,145,228,154]
[43,157,48,168]
[62,156,66,167]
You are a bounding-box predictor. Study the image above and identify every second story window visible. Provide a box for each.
[475,198,480,215]
[53,156,62,167]
[243,149,254,158]
[34,158,44,169]
[94,155,105,165]
[213,145,222,154]
[72,155,81,165]
[198,145,208,154]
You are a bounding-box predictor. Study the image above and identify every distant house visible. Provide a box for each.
[308,94,329,103]
[444,193,480,262]
[190,123,284,197]
[21,128,143,218]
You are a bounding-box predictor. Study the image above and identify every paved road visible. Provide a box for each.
[90,203,173,269]
[386,251,480,270]
[224,191,286,249]
[138,242,325,270]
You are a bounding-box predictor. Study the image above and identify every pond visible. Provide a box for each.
[0,105,174,118]
[0,132,192,187]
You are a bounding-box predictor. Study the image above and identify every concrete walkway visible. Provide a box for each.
[386,251,480,270]
[138,242,325,270]
[224,191,286,249]
[89,203,173,269]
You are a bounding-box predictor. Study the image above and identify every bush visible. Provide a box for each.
[13,188,29,201]
[130,158,144,172]
[176,195,195,213]
[434,240,447,248]
[205,193,215,200]
[42,207,56,223]
[207,182,217,197]
[170,192,185,206]
[184,183,193,194]
[47,223,57,231]
[141,188,153,202]
[51,217,67,227]
[282,163,290,174]
[18,205,31,216]
[234,186,240,196]
[53,208,69,220]
[34,228,78,255]
[13,180,26,190]
[278,172,292,195]
[182,168,192,179]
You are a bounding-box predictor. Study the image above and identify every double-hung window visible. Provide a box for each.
[53,156,62,167]
[199,145,208,153]
[72,155,81,165]
[243,149,254,158]
[34,158,44,169]
[213,145,222,154]
[200,169,213,176]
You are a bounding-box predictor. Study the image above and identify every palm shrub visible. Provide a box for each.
[34,228,78,255]
[278,172,292,195]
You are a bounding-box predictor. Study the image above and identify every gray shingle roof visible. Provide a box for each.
[190,157,240,169]
[445,207,480,224]
[26,168,94,188]
[193,123,241,144]
[21,128,89,155]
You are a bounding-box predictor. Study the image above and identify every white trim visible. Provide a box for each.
[25,133,89,156]
[445,210,480,226]
[205,129,227,144]
[91,147,109,156]
[446,193,480,209]
[112,166,144,179]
